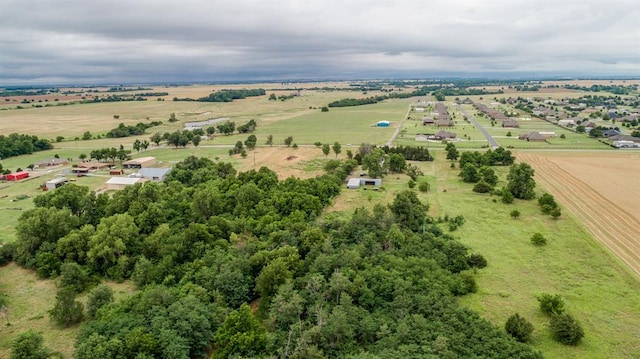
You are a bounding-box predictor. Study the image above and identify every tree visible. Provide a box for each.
[169,112,178,122]
[269,93,277,101]
[244,134,257,150]
[550,314,584,345]
[59,262,91,293]
[86,285,114,319]
[531,233,547,246]
[10,330,50,359]
[82,131,92,140]
[473,180,493,193]
[389,190,428,232]
[332,142,342,158]
[49,286,84,327]
[388,153,407,173]
[445,143,459,161]
[79,153,87,161]
[214,303,267,358]
[510,209,521,219]
[346,149,353,159]
[284,136,293,147]
[321,106,329,112]
[479,166,498,186]
[537,293,565,315]
[322,144,330,158]
[150,132,163,146]
[265,134,273,146]
[506,163,536,200]
[459,163,480,183]
[505,313,534,343]
[361,148,387,178]
[192,135,201,148]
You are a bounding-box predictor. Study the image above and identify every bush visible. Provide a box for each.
[418,182,429,192]
[86,285,114,319]
[49,287,84,327]
[451,272,477,295]
[550,314,584,345]
[505,313,534,343]
[501,189,514,204]
[537,293,565,315]
[473,180,493,193]
[0,242,16,266]
[59,263,91,293]
[467,253,488,268]
[408,179,416,189]
[10,330,50,359]
[531,232,547,246]
[510,210,521,219]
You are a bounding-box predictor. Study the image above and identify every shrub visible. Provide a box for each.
[510,210,521,219]
[537,293,565,315]
[505,313,534,343]
[86,285,114,319]
[49,287,84,327]
[10,330,50,359]
[451,272,477,295]
[0,242,16,266]
[408,179,416,189]
[550,314,584,345]
[418,182,429,192]
[59,263,91,293]
[531,232,547,246]
[467,253,488,268]
[501,189,514,204]
[473,180,493,193]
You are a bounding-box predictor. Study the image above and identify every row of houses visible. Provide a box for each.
[422,102,455,127]
[473,102,520,128]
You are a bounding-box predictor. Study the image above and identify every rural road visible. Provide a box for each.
[456,104,499,148]
[386,104,413,146]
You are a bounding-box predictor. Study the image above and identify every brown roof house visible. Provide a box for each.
[434,130,457,140]
[502,119,520,128]
[519,131,546,142]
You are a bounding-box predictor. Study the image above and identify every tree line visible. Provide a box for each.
[0,133,52,160]
[2,156,542,358]
[105,121,163,138]
[173,89,266,102]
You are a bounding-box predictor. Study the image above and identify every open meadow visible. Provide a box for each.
[1,81,640,358]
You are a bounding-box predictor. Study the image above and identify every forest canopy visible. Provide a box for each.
[7,156,542,358]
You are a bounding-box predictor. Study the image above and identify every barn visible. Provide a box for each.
[346,178,382,189]
[122,156,157,169]
[105,177,147,191]
[45,177,68,190]
[6,171,29,181]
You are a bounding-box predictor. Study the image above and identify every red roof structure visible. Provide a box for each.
[6,171,29,181]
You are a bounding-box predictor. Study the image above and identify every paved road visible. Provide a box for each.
[456,104,499,148]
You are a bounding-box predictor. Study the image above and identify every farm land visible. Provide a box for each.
[1,80,640,358]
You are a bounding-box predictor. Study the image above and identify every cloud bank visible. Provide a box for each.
[1,0,639,84]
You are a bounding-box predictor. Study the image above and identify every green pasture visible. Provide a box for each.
[426,155,640,359]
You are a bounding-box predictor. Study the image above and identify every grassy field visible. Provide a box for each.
[1,82,640,357]
[0,263,136,358]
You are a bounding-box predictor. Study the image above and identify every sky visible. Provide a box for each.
[1,0,639,85]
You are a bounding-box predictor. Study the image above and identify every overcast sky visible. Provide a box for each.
[1,0,639,85]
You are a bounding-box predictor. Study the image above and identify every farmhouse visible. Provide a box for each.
[122,156,157,169]
[502,119,520,128]
[518,132,547,142]
[422,117,435,125]
[45,177,68,190]
[346,177,382,189]
[602,129,621,138]
[105,177,148,191]
[136,167,172,182]
[436,118,454,127]
[434,130,457,140]
[6,171,29,181]
[376,121,390,127]
[34,158,69,168]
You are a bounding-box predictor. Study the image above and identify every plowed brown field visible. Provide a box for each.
[518,152,640,276]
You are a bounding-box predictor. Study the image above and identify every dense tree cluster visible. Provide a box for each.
[0,133,52,160]
[89,146,131,163]
[380,145,433,161]
[105,121,162,138]
[6,156,543,358]
[458,147,515,168]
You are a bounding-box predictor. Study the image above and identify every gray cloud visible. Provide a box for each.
[1,0,639,84]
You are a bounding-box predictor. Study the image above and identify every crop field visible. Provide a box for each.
[518,152,640,276]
